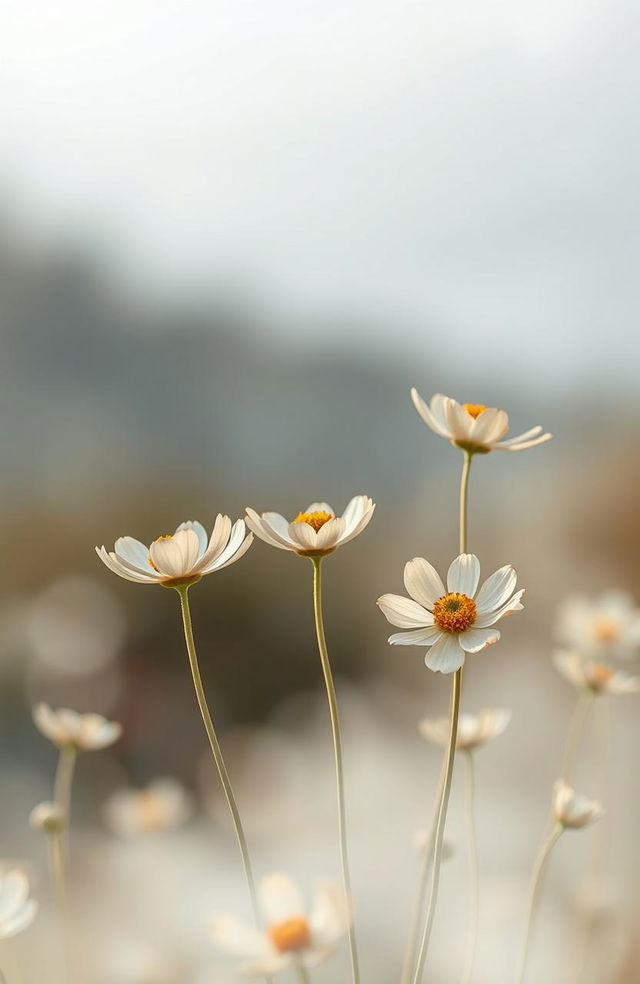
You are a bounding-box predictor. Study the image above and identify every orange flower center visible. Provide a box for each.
[292,510,333,532]
[148,534,173,571]
[593,618,619,643]
[463,403,488,419]
[268,916,311,953]
[433,592,477,633]
[137,791,169,829]
[585,663,615,689]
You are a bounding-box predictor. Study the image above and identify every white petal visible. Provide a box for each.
[245,510,294,551]
[260,512,298,548]
[210,915,272,958]
[336,503,375,545]
[0,872,29,922]
[33,703,65,745]
[304,502,334,515]
[552,650,584,688]
[340,495,367,534]
[404,558,445,609]
[377,594,432,629]
[458,627,501,653]
[202,522,253,573]
[443,399,474,442]
[259,873,305,924]
[494,433,553,451]
[469,408,509,445]
[175,520,208,559]
[113,536,152,572]
[475,566,517,614]
[0,899,38,939]
[447,554,480,596]
[474,589,524,627]
[239,954,293,977]
[309,881,350,948]
[389,627,442,646]
[198,514,233,567]
[287,521,319,551]
[410,389,451,438]
[424,633,466,673]
[493,425,542,446]
[316,517,346,549]
[96,546,158,583]
[149,530,200,577]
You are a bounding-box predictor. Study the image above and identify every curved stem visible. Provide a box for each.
[54,745,77,856]
[513,823,563,984]
[460,750,479,984]
[310,557,360,984]
[399,758,447,984]
[560,691,593,784]
[176,588,263,933]
[410,669,462,984]
[459,451,472,555]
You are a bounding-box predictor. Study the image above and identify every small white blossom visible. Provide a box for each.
[103,779,193,837]
[419,708,511,751]
[0,870,38,939]
[556,591,640,661]
[246,496,374,557]
[553,781,603,830]
[33,703,122,750]
[553,650,640,696]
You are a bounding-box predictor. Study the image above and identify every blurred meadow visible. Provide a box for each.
[1,1,640,982]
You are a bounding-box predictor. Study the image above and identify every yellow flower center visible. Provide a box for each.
[148,534,174,571]
[433,592,477,633]
[593,618,619,643]
[463,403,488,419]
[292,510,333,532]
[268,916,311,953]
[137,791,169,829]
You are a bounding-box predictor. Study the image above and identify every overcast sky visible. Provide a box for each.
[1,0,639,383]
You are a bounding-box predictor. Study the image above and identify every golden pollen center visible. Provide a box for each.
[593,618,619,643]
[268,916,311,953]
[292,510,333,532]
[433,592,477,633]
[586,663,615,689]
[463,403,488,419]
[148,534,174,570]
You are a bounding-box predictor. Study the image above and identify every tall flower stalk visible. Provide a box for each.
[410,452,471,984]
[460,748,479,984]
[176,584,260,922]
[310,556,360,984]
[513,821,564,984]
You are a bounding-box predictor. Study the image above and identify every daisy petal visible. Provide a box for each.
[458,627,501,652]
[175,521,208,559]
[377,594,433,629]
[411,388,451,438]
[404,558,445,609]
[389,627,442,646]
[424,633,466,673]
[469,408,509,445]
[211,916,272,959]
[447,554,480,596]
[259,873,305,925]
[475,566,517,614]
[474,589,524,627]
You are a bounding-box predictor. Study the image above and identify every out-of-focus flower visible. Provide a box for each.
[377,554,524,673]
[553,781,603,829]
[245,496,374,557]
[96,518,252,587]
[29,801,65,833]
[413,830,455,860]
[33,703,122,750]
[103,779,193,837]
[553,650,640,696]
[0,870,38,939]
[410,390,552,454]
[556,591,640,661]
[419,708,511,750]
[211,872,350,977]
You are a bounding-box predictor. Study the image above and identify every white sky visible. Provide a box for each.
[1,0,639,381]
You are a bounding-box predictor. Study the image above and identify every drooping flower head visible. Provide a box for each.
[553,781,603,829]
[411,390,552,455]
[555,591,640,661]
[211,872,350,977]
[0,871,38,939]
[96,517,253,588]
[246,496,374,557]
[29,801,66,833]
[419,708,511,751]
[378,553,524,673]
[33,703,122,751]
[103,778,193,837]
[553,650,640,696]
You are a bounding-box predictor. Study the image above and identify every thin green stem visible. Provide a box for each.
[310,557,360,984]
[409,451,472,984]
[410,669,463,984]
[54,745,77,855]
[560,691,593,784]
[295,959,312,984]
[399,758,447,984]
[176,587,263,932]
[513,823,563,984]
[460,750,479,984]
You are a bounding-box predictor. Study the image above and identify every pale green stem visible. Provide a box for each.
[176,588,264,942]
[560,691,593,784]
[460,750,479,984]
[48,743,76,979]
[399,757,447,984]
[410,451,472,984]
[295,959,312,984]
[54,745,77,856]
[513,823,563,984]
[310,557,360,984]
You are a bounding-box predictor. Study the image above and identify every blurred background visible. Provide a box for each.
[0,0,639,981]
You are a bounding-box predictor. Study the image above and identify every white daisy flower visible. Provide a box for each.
[103,778,193,837]
[411,390,552,454]
[377,553,524,673]
[0,870,38,939]
[553,781,603,830]
[96,517,253,587]
[555,590,640,661]
[245,496,374,557]
[211,872,350,977]
[33,703,122,750]
[553,650,640,696]
[419,708,511,751]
